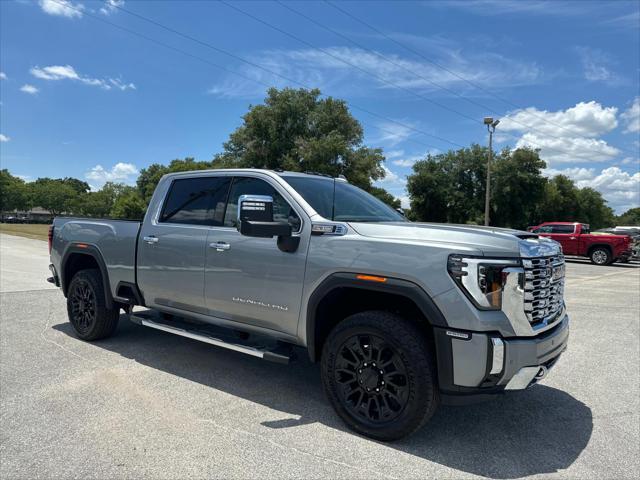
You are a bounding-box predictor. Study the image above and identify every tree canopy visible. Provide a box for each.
[214,87,386,191]
[406,146,616,230]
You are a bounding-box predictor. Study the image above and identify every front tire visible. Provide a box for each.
[590,247,611,265]
[321,311,439,441]
[67,269,119,341]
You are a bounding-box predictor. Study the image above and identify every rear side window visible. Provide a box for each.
[160,177,231,226]
[550,224,575,234]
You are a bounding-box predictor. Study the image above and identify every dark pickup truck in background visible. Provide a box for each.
[529,222,633,265]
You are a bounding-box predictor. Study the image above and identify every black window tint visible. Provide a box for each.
[550,225,575,234]
[224,177,301,231]
[282,176,406,223]
[160,177,231,226]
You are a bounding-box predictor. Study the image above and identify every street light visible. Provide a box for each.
[483,117,500,226]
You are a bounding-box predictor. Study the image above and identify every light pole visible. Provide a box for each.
[483,117,500,226]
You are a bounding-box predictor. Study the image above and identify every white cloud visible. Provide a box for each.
[544,165,640,213]
[39,0,84,18]
[399,195,410,209]
[543,167,596,181]
[501,101,621,164]
[20,84,39,95]
[30,65,135,91]
[575,47,623,85]
[620,97,640,134]
[576,167,640,214]
[0,134,10,142]
[391,149,439,167]
[208,45,542,98]
[100,0,124,16]
[374,122,416,147]
[385,149,404,159]
[85,162,138,187]
[0,72,7,80]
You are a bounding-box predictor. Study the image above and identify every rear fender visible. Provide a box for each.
[61,244,115,309]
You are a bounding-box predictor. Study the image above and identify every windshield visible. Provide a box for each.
[282,176,407,223]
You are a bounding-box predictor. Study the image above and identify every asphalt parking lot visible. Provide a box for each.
[1,232,638,479]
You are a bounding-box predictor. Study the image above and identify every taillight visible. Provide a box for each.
[48,225,54,254]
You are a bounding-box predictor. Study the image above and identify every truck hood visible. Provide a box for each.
[348,221,559,257]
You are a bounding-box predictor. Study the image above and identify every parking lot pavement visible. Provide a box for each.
[1,234,638,479]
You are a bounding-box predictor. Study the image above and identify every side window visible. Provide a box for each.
[160,177,231,226]
[535,226,553,233]
[550,225,575,234]
[224,177,301,231]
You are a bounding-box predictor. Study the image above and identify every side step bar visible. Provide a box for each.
[129,314,290,364]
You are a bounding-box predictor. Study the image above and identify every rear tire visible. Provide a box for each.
[67,269,119,341]
[590,247,611,265]
[321,311,439,441]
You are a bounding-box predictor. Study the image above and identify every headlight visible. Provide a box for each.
[448,255,521,310]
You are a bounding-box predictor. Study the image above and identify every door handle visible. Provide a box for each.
[143,236,159,244]
[570,237,576,240]
[210,241,231,251]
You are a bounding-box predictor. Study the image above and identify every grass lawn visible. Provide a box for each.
[0,223,50,241]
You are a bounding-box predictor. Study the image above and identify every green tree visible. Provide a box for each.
[407,145,488,224]
[29,178,80,216]
[491,148,547,229]
[110,189,146,220]
[78,182,131,218]
[137,158,214,204]
[537,175,581,223]
[575,187,615,230]
[406,154,451,222]
[368,186,401,210]
[616,207,640,225]
[0,169,30,212]
[214,87,389,199]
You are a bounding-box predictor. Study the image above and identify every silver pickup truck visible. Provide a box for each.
[48,169,569,441]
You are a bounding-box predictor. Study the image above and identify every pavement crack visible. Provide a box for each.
[198,417,399,479]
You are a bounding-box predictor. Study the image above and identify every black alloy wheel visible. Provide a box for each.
[69,279,97,334]
[334,333,410,424]
[66,269,120,341]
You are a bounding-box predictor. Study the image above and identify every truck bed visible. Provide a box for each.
[51,217,141,298]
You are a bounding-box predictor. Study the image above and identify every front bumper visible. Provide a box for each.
[434,313,569,404]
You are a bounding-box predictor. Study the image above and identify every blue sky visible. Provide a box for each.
[1,0,639,213]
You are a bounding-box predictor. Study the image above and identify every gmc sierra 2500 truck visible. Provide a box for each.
[48,169,569,441]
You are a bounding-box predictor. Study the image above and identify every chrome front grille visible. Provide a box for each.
[522,255,565,327]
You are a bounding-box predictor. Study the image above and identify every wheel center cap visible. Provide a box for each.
[360,368,379,389]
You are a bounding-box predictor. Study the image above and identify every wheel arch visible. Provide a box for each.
[61,245,114,309]
[305,273,447,362]
[587,243,613,257]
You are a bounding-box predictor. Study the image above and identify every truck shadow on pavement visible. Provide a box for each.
[53,317,593,479]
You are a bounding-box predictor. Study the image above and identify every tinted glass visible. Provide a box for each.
[160,177,231,226]
[282,176,406,223]
[224,177,301,231]
[550,225,575,234]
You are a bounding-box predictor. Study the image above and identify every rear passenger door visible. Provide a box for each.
[137,175,231,314]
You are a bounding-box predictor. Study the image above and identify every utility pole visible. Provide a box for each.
[483,117,500,226]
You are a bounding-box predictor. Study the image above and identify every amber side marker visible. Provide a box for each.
[356,274,387,283]
[75,243,89,249]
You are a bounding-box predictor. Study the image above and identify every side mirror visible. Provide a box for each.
[237,194,292,238]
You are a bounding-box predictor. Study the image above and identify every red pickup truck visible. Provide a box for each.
[529,222,632,265]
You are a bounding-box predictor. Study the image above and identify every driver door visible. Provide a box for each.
[204,175,310,336]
